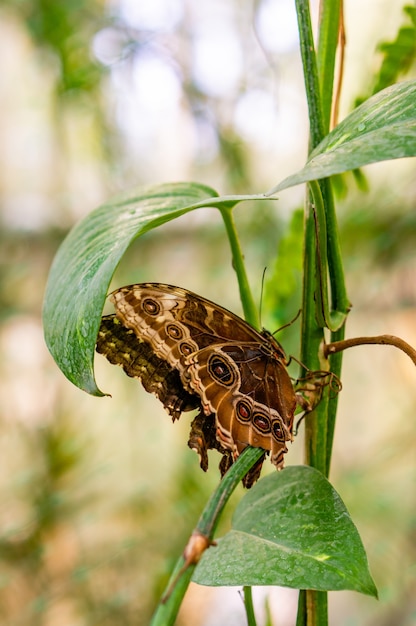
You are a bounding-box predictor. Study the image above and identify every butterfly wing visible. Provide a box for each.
[109,283,296,470]
[110,283,268,364]
[185,342,296,469]
[96,314,199,420]
[97,312,229,473]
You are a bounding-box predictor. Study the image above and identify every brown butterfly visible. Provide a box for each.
[96,283,297,486]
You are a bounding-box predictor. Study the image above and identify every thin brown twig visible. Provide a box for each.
[324,335,416,367]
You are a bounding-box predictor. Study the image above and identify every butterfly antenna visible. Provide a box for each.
[272,309,302,336]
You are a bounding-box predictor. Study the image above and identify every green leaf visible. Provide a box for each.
[270,80,416,192]
[43,180,273,396]
[193,466,378,597]
[43,182,220,396]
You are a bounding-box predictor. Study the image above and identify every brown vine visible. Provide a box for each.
[324,334,416,367]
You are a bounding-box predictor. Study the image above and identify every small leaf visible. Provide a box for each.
[270,80,416,192]
[43,182,220,395]
[193,466,377,597]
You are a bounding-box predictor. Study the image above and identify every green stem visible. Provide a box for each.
[315,0,348,473]
[295,0,324,150]
[220,206,260,330]
[325,328,343,474]
[301,191,329,477]
[150,447,264,626]
[306,590,329,626]
[296,590,307,626]
[317,1,341,133]
[299,193,322,374]
[309,180,348,332]
[244,586,258,626]
[296,0,349,479]
[295,2,341,626]
[295,0,327,474]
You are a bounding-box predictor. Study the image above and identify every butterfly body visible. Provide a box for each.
[97,283,296,483]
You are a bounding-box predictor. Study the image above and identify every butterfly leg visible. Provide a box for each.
[295,370,341,413]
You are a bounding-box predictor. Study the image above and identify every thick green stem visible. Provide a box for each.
[300,195,322,373]
[244,585,258,626]
[150,447,264,626]
[315,1,348,474]
[306,590,329,626]
[295,0,328,478]
[317,2,341,132]
[295,0,325,150]
[294,2,347,625]
[309,180,348,332]
[296,590,307,626]
[296,0,349,477]
[301,192,329,479]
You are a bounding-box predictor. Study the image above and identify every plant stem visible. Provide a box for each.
[309,180,347,332]
[295,0,325,150]
[220,206,260,330]
[150,446,264,626]
[299,192,323,373]
[306,590,329,626]
[314,1,349,474]
[296,591,307,626]
[294,2,346,625]
[294,0,328,474]
[325,334,416,365]
[317,1,342,132]
[244,586,258,626]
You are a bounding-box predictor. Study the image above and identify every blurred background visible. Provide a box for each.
[0,0,415,624]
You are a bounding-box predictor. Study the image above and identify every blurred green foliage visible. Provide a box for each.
[355,3,416,105]
[374,4,416,94]
[1,0,107,96]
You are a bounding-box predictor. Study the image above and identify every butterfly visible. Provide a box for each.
[96,283,297,486]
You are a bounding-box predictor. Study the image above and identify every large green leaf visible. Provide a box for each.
[193,466,377,597]
[42,181,271,395]
[43,182,222,396]
[270,80,416,193]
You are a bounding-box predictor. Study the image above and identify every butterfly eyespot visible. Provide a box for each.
[142,298,160,315]
[208,354,236,386]
[253,413,271,433]
[179,342,195,356]
[272,421,285,442]
[236,399,251,422]
[166,323,184,340]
